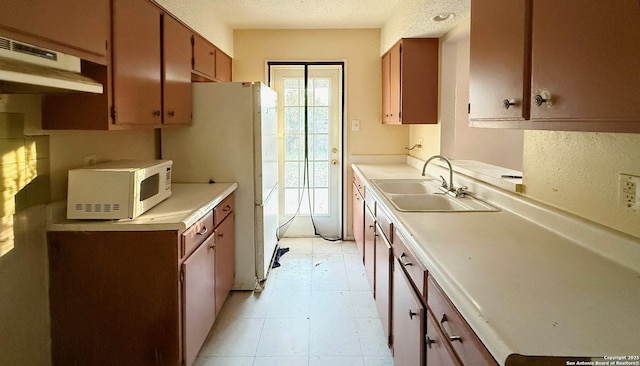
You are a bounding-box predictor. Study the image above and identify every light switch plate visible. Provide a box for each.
[351,119,360,131]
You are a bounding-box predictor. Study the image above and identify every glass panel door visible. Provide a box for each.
[271,64,343,239]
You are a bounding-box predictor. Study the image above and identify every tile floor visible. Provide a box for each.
[194,237,394,366]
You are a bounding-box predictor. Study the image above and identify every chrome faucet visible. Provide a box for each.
[421,155,465,197]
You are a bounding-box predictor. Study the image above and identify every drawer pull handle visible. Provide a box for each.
[409,309,418,320]
[218,233,224,238]
[440,313,463,343]
[400,252,413,267]
[196,226,208,236]
[223,205,231,212]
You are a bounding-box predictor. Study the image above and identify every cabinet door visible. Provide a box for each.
[364,207,376,293]
[193,34,216,78]
[215,213,235,316]
[215,47,232,82]
[112,0,162,126]
[530,0,640,127]
[182,234,216,366]
[392,258,425,366]
[388,43,401,124]
[0,0,108,61]
[426,310,462,366]
[374,227,392,343]
[352,184,365,259]
[469,0,530,124]
[162,14,192,126]
[381,52,391,122]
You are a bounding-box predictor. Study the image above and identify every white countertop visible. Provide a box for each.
[353,162,640,365]
[47,183,238,232]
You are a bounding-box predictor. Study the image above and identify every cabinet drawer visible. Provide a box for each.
[375,208,393,243]
[427,277,497,366]
[182,211,214,258]
[213,194,234,227]
[426,309,462,365]
[393,228,427,299]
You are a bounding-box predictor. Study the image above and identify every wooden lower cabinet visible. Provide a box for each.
[374,225,392,343]
[428,277,498,366]
[182,233,217,366]
[352,182,365,259]
[364,206,376,293]
[214,212,235,315]
[47,196,235,366]
[426,309,462,365]
[48,230,182,365]
[392,257,425,366]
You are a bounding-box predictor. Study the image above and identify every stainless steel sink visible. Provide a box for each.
[370,179,500,212]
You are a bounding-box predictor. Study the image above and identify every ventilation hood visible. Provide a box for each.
[0,37,103,94]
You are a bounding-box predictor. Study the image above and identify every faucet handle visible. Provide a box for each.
[438,175,448,189]
[455,186,468,197]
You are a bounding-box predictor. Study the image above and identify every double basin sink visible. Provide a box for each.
[371,179,500,212]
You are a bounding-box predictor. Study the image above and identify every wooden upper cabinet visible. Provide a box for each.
[192,35,233,82]
[469,0,531,126]
[192,34,216,79]
[163,14,193,126]
[529,0,640,131]
[382,43,401,123]
[112,0,162,126]
[382,38,439,125]
[0,0,108,63]
[469,0,640,132]
[215,47,233,82]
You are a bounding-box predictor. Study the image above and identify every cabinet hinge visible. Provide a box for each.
[468,103,471,114]
[110,105,117,121]
[180,268,184,283]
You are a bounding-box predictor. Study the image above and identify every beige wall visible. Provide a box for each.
[0,95,158,365]
[523,131,640,239]
[0,95,51,366]
[233,29,410,238]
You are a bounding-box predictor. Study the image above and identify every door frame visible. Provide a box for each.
[267,60,346,239]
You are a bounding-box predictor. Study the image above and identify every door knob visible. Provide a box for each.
[331,159,339,165]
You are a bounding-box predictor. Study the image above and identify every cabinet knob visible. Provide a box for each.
[223,205,231,212]
[196,226,208,236]
[168,111,175,117]
[153,110,161,117]
[502,98,517,109]
[533,90,553,107]
[426,335,436,349]
[218,233,224,238]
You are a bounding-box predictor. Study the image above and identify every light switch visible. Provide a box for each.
[351,119,360,131]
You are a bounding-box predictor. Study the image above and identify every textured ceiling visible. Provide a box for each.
[159,0,469,34]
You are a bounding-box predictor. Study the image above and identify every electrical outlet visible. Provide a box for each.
[84,154,97,167]
[619,173,640,210]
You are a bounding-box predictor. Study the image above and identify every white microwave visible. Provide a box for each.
[67,159,172,220]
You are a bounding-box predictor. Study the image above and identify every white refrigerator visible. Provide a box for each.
[161,82,279,290]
